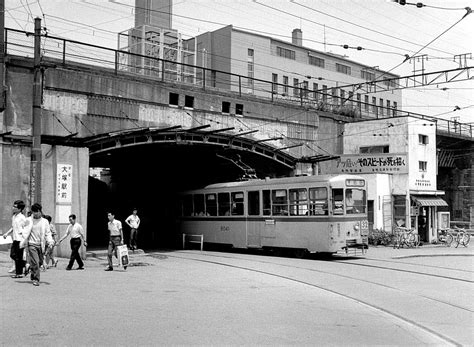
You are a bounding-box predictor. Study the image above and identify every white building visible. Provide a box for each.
[190,25,402,118]
[327,116,448,242]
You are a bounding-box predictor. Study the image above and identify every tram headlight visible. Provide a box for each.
[353,224,360,232]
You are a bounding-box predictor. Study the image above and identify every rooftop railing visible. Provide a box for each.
[4,28,472,139]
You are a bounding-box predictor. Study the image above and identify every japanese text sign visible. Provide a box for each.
[56,164,73,203]
[334,154,408,174]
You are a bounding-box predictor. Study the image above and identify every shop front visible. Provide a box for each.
[410,195,449,243]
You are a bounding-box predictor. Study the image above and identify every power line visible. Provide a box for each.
[290,0,457,57]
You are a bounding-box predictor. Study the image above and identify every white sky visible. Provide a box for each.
[5,0,474,123]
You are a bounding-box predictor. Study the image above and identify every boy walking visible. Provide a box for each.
[20,203,53,286]
[2,200,27,278]
[58,214,87,270]
[125,208,140,250]
[105,212,125,271]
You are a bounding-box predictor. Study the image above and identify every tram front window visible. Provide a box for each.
[346,189,366,214]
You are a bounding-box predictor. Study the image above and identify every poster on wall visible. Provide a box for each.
[333,153,408,174]
[57,164,73,203]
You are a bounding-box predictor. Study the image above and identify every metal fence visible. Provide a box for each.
[4,28,472,139]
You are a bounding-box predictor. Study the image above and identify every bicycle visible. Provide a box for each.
[453,227,470,248]
[393,227,419,248]
[436,228,455,247]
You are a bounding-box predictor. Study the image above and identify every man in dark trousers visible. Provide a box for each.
[57,214,87,270]
[2,200,27,278]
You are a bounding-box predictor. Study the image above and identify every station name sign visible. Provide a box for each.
[334,153,408,174]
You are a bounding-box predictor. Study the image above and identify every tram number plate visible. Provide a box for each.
[220,225,230,232]
[361,220,369,229]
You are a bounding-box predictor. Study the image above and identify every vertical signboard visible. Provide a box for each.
[56,164,73,203]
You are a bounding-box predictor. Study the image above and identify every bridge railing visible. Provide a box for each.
[3,28,473,139]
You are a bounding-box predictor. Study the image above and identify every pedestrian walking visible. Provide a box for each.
[43,215,59,269]
[125,208,140,250]
[57,214,87,270]
[20,203,53,286]
[2,200,27,278]
[105,211,125,271]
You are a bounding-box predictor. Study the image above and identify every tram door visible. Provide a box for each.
[247,221,261,247]
[246,190,263,247]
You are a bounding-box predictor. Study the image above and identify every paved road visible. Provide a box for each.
[1,245,473,346]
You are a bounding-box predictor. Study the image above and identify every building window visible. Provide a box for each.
[184,95,194,108]
[308,55,325,68]
[222,101,230,114]
[302,81,308,98]
[361,70,375,80]
[272,73,278,94]
[360,145,389,153]
[236,103,244,116]
[379,98,384,116]
[313,83,319,100]
[322,85,328,103]
[336,63,351,75]
[364,95,369,111]
[419,134,429,145]
[386,100,391,112]
[283,76,289,94]
[393,101,398,116]
[247,49,254,92]
[419,161,427,172]
[357,93,361,109]
[372,96,377,115]
[277,46,295,60]
[293,78,299,97]
[169,92,179,106]
[393,195,407,228]
[332,88,338,105]
[340,89,345,102]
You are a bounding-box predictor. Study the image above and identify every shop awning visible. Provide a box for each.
[411,196,448,207]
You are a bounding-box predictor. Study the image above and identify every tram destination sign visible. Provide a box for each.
[333,153,408,174]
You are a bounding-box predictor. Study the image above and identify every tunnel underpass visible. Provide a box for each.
[86,139,295,250]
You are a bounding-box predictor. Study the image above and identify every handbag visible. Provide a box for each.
[116,244,129,267]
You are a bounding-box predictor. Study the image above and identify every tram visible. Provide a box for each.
[177,174,369,256]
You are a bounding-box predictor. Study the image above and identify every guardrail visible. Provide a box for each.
[182,234,204,251]
[4,27,473,138]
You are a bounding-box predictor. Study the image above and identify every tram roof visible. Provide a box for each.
[197,174,365,190]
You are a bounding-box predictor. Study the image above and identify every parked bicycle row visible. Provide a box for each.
[368,227,470,248]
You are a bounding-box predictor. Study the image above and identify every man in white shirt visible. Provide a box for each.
[105,211,125,271]
[2,200,27,278]
[58,214,87,270]
[125,208,140,251]
[20,203,53,286]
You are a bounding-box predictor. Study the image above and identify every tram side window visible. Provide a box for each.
[206,193,217,216]
[309,187,328,215]
[346,189,366,214]
[231,192,244,215]
[272,189,288,216]
[262,190,271,216]
[248,191,260,215]
[193,194,206,216]
[183,195,193,216]
[289,188,308,216]
[218,192,231,216]
[332,189,344,215]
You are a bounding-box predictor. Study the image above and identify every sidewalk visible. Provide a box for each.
[366,243,474,259]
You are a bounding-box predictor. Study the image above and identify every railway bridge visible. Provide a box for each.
[1,29,472,252]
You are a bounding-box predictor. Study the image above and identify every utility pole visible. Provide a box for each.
[0,0,5,111]
[30,17,42,204]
